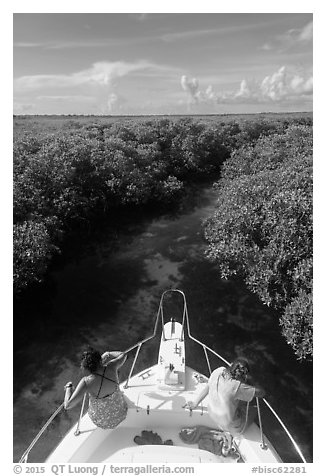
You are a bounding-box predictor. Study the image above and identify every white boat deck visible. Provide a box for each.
[22,290,306,464]
[46,365,281,463]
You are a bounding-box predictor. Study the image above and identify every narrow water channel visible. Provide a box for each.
[13,185,312,463]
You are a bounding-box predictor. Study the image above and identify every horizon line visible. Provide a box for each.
[14,111,313,118]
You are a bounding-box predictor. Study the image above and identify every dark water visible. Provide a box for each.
[13,185,312,463]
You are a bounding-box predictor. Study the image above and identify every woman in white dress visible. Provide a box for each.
[184,357,265,435]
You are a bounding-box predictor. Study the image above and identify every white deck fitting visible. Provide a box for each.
[157,321,186,391]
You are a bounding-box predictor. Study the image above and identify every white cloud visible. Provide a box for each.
[260,66,288,101]
[180,75,200,101]
[14,42,43,48]
[180,75,221,112]
[284,21,313,47]
[14,59,183,115]
[107,92,126,113]
[235,79,253,100]
[161,20,281,44]
[14,60,158,92]
[260,43,273,51]
[14,37,152,50]
[259,20,313,52]
[13,102,34,114]
[205,85,215,100]
[298,21,313,42]
[290,75,313,94]
[36,95,95,102]
[162,28,220,43]
[180,66,313,108]
[259,67,313,102]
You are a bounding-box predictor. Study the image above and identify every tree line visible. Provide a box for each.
[14,115,312,359]
[204,123,312,360]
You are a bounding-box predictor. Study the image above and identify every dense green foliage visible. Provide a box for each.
[13,220,58,290]
[14,114,313,360]
[14,118,230,293]
[204,125,313,360]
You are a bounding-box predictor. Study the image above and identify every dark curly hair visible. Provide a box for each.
[80,346,102,373]
[223,357,250,383]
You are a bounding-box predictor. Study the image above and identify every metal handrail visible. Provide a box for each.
[256,397,267,450]
[19,288,307,464]
[262,398,307,463]
[19,402,64,463]
[74,393,87,436]
[123,292,169,388]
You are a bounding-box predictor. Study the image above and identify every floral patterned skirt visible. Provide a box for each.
[88,388,128,429]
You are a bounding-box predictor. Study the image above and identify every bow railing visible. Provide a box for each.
[19,288,307,464]
[19,403,64,463]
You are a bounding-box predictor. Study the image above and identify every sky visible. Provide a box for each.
[13,12,313,115]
